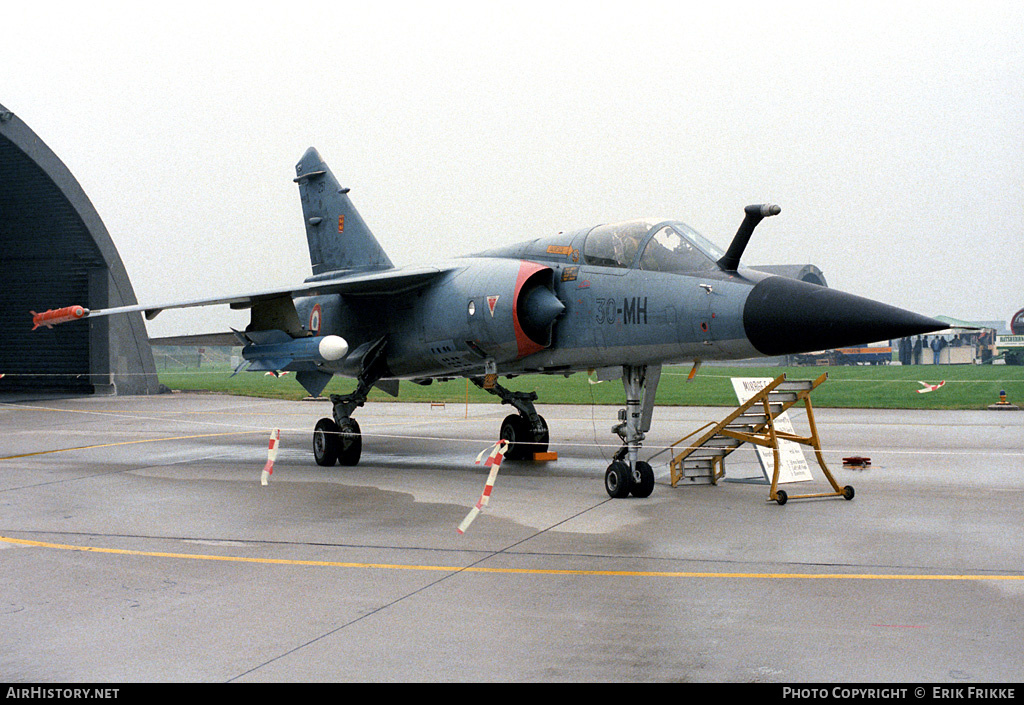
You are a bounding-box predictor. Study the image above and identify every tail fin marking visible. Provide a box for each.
[294,147,393,276]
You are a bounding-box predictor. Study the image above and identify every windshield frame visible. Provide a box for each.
[580,219,662,269]
[637,221,725,273]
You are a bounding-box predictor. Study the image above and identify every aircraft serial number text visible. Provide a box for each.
[595,297,648,325]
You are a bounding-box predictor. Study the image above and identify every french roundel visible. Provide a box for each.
[309,304,322,334]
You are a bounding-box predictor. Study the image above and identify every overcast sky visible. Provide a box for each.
[4,1,1022,336]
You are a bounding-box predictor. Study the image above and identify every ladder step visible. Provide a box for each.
[677,458,717,484]
[740,404,783,416]
[704,437,743,448]
[687,446,728,457]
[728,413,768,424]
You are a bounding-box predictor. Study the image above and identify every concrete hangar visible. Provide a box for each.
[0,103,160,395]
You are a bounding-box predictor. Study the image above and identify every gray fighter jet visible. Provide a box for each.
[33,148,944,497]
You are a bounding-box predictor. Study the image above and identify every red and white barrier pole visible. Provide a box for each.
[457,440,508,535]
[261,429,280,486]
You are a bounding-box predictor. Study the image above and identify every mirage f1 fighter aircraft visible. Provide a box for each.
[33,148,944,497]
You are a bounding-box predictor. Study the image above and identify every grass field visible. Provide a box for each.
[158,363,1024,410]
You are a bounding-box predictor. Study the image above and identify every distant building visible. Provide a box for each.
[0,103,160,394]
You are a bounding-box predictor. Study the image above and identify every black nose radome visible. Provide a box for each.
[743,276,945,357]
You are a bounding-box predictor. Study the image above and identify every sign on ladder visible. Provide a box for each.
[731,378,813,485]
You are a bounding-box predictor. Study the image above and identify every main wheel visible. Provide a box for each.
[338,418,362,466]
[605,461,633,498]
[500,414,531,460]
[775,489,788,505]
[532,415,549,455]
[630,460,655,498]
[313,418,340,466]
[843,485,855,500]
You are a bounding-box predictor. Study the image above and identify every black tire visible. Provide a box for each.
[605,461,633,498]
[338,418,362,466]
[630,460,655,498]
[775,489,788,505]
[500,414,531,460]
[532,415,549,455]
[313,418,340,466]
[843,485,855,501]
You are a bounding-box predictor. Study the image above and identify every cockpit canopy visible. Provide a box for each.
[581,219,725,272]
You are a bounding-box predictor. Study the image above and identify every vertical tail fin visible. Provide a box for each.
[294,147,393,276]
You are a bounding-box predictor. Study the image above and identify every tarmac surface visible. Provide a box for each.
[1,391,1022,683]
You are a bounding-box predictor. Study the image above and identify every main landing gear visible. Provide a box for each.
[472,377,549,461]
[604,364,662,499]
[312,338,387,467]
[313,410,362,466]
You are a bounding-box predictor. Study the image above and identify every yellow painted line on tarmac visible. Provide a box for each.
[3,535,1022,582]
[0,431,262,461]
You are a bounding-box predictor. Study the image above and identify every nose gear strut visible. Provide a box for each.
[606,364,661,498]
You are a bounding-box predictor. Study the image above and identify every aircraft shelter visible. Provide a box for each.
[0,103,160,395]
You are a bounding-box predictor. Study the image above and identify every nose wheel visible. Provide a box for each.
[630,460,655,498]
[605,459,654,498]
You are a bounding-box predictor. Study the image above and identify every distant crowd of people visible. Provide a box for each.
[896,331,993,365]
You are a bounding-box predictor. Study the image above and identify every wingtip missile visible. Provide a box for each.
[31,306,89,330]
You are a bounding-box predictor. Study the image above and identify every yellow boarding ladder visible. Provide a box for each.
[668,373,854,505]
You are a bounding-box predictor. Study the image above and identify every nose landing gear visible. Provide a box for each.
[605,364,661,498]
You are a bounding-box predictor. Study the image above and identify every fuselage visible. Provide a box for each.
[284,215,945,385]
